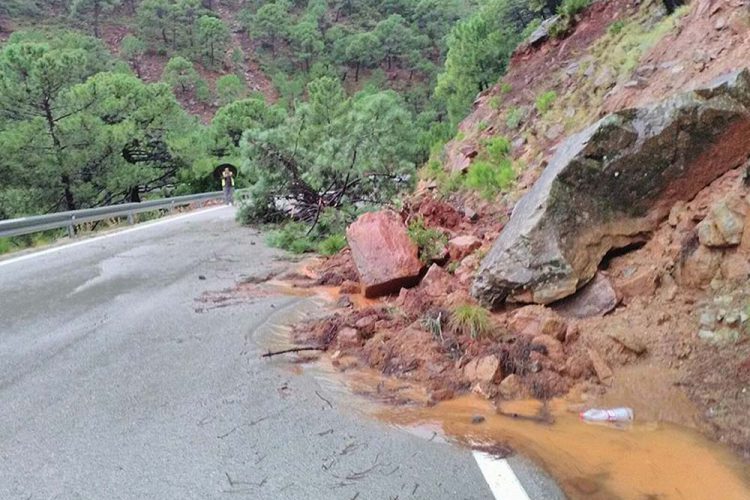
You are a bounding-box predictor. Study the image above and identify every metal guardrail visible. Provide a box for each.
[0,190,244,238]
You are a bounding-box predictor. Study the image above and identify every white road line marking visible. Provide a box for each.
[473,451,531,500]
[0,205,230,268]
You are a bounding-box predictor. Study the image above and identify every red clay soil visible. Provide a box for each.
[604,0,750,112]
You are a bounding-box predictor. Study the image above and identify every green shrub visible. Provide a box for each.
[488,96,502,109]
[484,136,511,160]
[464,159,515,200]
[0,238,12,255]
[420,160,464,197]
[477,121,488,132]
[535,90,557,114]
[449,304,491,339]
[266,222,316,254]
[318,233,347,256]
[608,20,626,35]
[408,217,448,263]
[500,82,512,94]
[506,107,523,129]
[559,0,591,18]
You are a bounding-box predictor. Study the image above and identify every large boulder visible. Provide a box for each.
[346,210,423,298]
[473,70,750,306]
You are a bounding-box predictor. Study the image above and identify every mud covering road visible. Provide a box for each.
[0,207,563,499]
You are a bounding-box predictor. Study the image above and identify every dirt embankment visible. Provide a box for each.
[283,0,750,460]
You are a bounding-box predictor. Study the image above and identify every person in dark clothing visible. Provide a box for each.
[221,167,235,205]
[662,0,684,14]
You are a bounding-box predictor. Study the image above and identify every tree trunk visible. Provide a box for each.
[354,62,360,82]
[42,98,76,211]
[94,3,101,38]
[127,186,141,203]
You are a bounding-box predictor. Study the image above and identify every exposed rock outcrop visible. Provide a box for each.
[346,210,423,298]
[473,69,750,306]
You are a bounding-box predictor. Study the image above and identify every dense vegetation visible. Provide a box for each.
[0,0,571,248]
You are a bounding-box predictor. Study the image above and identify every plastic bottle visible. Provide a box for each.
[579,408,634,422]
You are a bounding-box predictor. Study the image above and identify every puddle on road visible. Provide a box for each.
[378,396,750,500]
[255,293,750,500]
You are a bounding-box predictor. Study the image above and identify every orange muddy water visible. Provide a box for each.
[377,396,750,499]
[261,294,750,500]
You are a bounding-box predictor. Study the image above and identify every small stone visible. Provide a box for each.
[587,349,613,385]
[498,374,526,399]
[336,295,354,308]
[545,123,565,141]
[464,355,503,384]
[723,311,740,326]
[698,329,716,341]
[699,310,717,329]
[472,382,498,400]
[697,196,748,247]
[463,207,479,221]
[198,275,206,280]
[448,235,482,261]
[715,328,741,344]
[554,273,620,318]
[616,266,658,304]
[354,315,377,330]
[679,245,722,288]
[564,324,580,344]
[337,327,361,348]
[715,18,726,30]
[471,415,486,424]
[721,253,750,283]
[606,330,647,354]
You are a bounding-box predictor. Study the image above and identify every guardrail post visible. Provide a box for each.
[67,215,76,239]
[127,212,134,225]
[170,200,175,214]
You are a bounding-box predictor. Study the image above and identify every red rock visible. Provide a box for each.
[741,211,750,251]
[354,315,377,330]
[553,272,620,319]
[720,251,750,283]
[471,382,498,400]
[346,210,423,298]
[532,335,565,363]
[616,266,659,304]
[447,235,482,261]
[337,327,361,348]
[420,264,452,297]
[464,355,502,384]
[498,374,526,399]
[587,348,613,385]
[564,324,580,344]
[508,306,567,341]
[678,244,722,288]
[454,253,481,286]
[696,195,748,247]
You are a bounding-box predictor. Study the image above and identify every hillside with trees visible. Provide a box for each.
[0,0,564,246]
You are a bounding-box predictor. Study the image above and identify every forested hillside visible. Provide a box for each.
[0,0,560,232]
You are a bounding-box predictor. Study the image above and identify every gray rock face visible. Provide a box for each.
[473,69,750,307]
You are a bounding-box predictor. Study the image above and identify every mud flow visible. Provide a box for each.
[256,292,750,500]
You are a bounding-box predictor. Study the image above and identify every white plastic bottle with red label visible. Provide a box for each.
[579,408,634,422]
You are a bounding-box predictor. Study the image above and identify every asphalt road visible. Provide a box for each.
[0,206,564,499]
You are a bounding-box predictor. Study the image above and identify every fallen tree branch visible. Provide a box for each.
[261,346,325,358]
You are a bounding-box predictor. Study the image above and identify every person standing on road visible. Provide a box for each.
[222,167,235,205]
